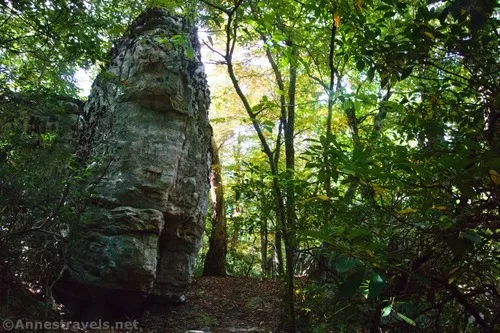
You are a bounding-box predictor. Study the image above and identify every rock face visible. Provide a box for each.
[53,8,211,318]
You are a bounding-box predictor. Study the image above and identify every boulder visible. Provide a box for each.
[53,8,211,319]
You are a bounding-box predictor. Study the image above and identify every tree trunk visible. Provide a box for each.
[223,5,296,330]
[283,43,298,333]
[260,206,269,277]
[324,18,337,195]
[203,137,227,276]
[275,223,284,277]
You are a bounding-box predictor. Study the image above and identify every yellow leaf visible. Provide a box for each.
[366,250,375,258]
[398,208,416,214]
[432,205,447,211]
[334,13,341,27]
[447,267,460,284]
[317,194,330,201]
[424,31,435,39]
[489,169,500,185]
[372,184,384,194]
[447,266,460,277]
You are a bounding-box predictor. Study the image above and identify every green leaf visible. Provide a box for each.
[261,120,274,133]
[186,46,195,59]
[356,59,365,71]
[489,169,500,185]
[381,304,392,317]
[486,158,500,170]
[271,33,287,43]
[332,226,345,234]
[348,228,371,240]
[252,103,263,112]
[367,67,376,82]
[338,269,365,298]
[446,234,474,259]
[296,230,335,245]
[400,66,413,80]
[335,256,356,273]
[377,5,393,11]
[354,100,362,113]
[368,273,385,298]
[380,72,389,88]
[357,93,377,103]
[396,312,416,326]
[156,37,168,44]
[382,100,404,112]
[171,34,184,45]
[423,31,435,40]
[462,230,481,244]
[341,167,356,175]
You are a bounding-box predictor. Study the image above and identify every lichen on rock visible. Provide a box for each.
[53,8,212,319]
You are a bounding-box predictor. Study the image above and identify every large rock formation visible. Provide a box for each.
[53,8,211,318]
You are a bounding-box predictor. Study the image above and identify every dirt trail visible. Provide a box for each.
[140,277,284,333]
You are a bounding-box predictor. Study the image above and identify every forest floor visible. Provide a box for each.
[140,276,284,333]
[0,276,284,333]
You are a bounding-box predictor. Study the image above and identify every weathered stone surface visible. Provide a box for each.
[53,8,211,318]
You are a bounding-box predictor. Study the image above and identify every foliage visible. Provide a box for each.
[0,91,85,320]
[0,0,499,331]
[0,0,143,320]
[0,0,144,95]
[199,0,499,331]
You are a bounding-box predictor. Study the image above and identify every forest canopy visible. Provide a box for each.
[0,0,499,332]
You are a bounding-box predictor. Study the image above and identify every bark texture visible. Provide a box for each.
[53,8,211,318]
[203,137,227,276]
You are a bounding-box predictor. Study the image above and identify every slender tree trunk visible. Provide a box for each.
[260,205,269,277]
[282,43,298,333]
[275,222,284,276]
[230,218,240,255]
[285,44,297,243]
[203,137,227,276]
[230,132,243,255]
[260,226,268,276]
[324,18,337,195]
[218,4,296,330]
